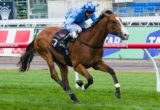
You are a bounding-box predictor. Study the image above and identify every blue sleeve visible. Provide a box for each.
[65,17,75,25]
[91,13,97,23]
[64,17,75,31]
[64,7,80,31]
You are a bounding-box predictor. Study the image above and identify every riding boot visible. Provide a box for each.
[65,47,69,56]
[69,31,78,39]
[66,35,74,42]
[59,42,69,56]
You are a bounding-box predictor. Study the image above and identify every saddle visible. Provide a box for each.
[51,29,73,66]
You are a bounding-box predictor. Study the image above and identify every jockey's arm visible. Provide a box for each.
[64,16,78,39]
[91,13,97,23]
[65,17,76,32]
[64,9,80,32]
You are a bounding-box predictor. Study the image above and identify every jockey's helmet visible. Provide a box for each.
[84,2,96,13]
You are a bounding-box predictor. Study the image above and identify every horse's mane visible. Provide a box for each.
[82,10,113,32]
[79,10,113,32]
[91,10,113,28]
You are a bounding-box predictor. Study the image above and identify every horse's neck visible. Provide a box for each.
[84,18,108,47]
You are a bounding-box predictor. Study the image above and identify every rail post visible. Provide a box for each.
[144,49,160,92]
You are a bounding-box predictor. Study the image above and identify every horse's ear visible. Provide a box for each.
[103,12,110,18]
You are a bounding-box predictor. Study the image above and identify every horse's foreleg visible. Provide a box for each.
[93,60,120,99]
[57,62,79,103]
[75,64,93,90]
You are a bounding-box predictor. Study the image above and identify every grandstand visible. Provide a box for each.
[113,0,160,17]
[0,0,159,18]
[0,0,160,27]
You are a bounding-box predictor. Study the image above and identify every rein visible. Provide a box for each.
[77,39,103,49]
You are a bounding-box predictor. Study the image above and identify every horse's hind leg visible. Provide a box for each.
[93,60,120,99]
[40,51,79,103]
[39,50,62,86]
[56,62,79,103]
[75,64,93,90]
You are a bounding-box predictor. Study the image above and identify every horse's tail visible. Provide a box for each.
[17,39,35,72]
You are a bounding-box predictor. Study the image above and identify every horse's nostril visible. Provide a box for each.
[125,33,129,37]
[123,34,129,40]
[124,34,128,37]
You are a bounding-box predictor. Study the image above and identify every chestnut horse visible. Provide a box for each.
[18,10,129,103]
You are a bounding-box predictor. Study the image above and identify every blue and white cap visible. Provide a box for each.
[84,2,96,12]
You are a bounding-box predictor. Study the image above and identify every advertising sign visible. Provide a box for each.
[144,30,160,59]
[103,34,122,57]
[0,28,34,56]
[0,2,14,20]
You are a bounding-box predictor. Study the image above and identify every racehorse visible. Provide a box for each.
[18,10,129,103]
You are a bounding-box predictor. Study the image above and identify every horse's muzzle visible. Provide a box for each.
[119,32,129,40]
[110,31,129,40]
[123,33,129,40]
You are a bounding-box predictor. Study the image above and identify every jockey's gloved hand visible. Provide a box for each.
[69,31,78,39]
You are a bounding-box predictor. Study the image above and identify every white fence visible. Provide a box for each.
[0,16,160,28]
[0,18,64,28]
[122,16,160,26]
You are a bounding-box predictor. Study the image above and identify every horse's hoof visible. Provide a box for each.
[76,80,83,87]
[70,93,80,103]
[74,99,80,104]
[115,92,121,99]
[115,88,121,99]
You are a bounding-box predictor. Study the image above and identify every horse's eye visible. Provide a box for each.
[111,21,117,24]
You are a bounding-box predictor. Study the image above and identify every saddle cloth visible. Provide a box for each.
[51,29,72,66]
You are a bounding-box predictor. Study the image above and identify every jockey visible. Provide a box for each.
[64,1,97,39]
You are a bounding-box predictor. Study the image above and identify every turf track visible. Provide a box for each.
[0,69,159,110]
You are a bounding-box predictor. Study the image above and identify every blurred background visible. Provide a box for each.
[0,0,159,19]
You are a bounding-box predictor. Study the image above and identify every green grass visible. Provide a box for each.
[0,69,159,110]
